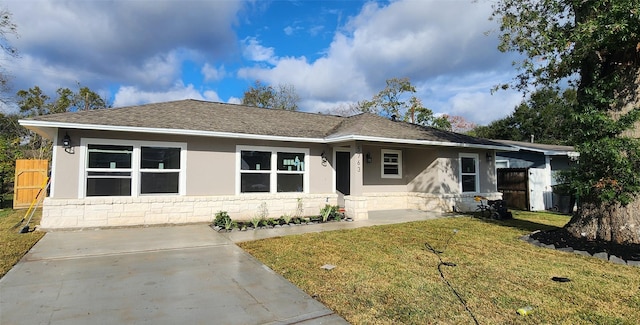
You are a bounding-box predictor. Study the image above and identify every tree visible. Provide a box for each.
[15,85,108,160]
[0,113,23,198]
[442,115,477,134]
[241,80,299,111]
[0,9,18,102]
[493,0,640,244]
[471,88,576,144]
[358,77,450,129]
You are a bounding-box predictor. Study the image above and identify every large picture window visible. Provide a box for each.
[459,153,479,193]
[82,139,185,197]
[238,146,308,194]
[381,149,402,179]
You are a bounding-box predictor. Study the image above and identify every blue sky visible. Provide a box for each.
[2,0,525,125]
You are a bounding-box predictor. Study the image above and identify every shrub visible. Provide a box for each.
[320,204,338,223]
[213,211,231,228]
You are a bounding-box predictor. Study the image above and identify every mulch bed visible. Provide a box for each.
[531,228,640,262]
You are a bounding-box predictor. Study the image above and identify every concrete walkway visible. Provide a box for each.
[0,209,447,325]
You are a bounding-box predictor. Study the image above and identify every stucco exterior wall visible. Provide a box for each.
[51,129,334,199]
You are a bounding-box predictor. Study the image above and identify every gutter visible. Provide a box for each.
[19,119,517,151]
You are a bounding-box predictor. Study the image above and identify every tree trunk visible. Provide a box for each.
[566,197,640,244]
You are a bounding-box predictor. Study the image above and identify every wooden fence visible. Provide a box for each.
[13,159,49,209]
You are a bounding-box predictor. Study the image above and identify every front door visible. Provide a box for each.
[335,151,350,197]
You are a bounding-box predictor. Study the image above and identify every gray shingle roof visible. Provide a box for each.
[23,99,512,148]
[492,140,576,154]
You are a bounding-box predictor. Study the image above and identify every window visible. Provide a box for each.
[140,147,181,194]
[82,139,185,197]
[459,153,479,193]
[381,149,402,179]
[238,146,308,194]
[86,145,133,196]
[277,152,305,192]
[240,151,271,193]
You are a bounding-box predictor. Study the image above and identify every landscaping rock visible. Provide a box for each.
[558,247,574,253]
[593,252,609,261]
[574,250,591,257]
[627,259,640,267]
[609,255,627,265]
[540,243,555,249]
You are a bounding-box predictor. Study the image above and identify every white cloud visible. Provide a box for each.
[113,82,220,107]
[241,37,278,65]
[237,0,520,124]
[202,63,226,82]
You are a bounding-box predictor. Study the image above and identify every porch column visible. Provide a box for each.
[345,142,368,220]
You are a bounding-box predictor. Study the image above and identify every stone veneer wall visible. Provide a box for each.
[344,192,504,220]
[41,193,338,230]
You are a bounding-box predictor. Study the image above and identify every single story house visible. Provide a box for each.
[493,139,579,212]
[20,99,515,229]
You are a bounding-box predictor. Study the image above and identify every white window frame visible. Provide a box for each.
[459,153,479,193]
[236,145,309,194]
[381,149,402,179]
[79,138,187,198]
[495,160,510,169]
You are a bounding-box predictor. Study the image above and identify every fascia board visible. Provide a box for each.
[18,120,327,143]
[19,119,518,151]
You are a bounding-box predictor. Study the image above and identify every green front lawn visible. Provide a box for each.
[0,208,44,279]
[239,211,640,324]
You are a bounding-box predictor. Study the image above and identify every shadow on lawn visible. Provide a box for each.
[472,216,562,233]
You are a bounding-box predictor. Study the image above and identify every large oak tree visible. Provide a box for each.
[493,0,640,243]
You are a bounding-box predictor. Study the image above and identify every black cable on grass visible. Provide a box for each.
[425,230,480,325]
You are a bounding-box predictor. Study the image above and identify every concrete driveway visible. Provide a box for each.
[0,225,348,324]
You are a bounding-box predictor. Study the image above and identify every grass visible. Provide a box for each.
[239,211,640,324]
[0,208,45,279]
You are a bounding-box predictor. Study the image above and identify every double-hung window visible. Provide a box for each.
[86,145,133,196]
[381,149,402,179]
[82,139,185,197]
[140,147,181,194]
[459,153,479,193]
[238,146,308,194]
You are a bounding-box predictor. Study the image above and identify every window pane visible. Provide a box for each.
[383,153,398,164]
[383,165,399,175]
[241,173,270,192]
[277,152,305,171]
[461,157,476,173]
[88,145,132,168]
[141,147,180,169]
[87,178,131,196]
[277,174,303,192]
[462,175,476,192]
[141,172,179,194]
[241,151,271,170]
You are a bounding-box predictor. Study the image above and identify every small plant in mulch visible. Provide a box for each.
[213,211,231,228]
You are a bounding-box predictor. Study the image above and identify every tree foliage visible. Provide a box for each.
[0,9,18,102]
[471,88,576,144]
[493,0,640,243]
[241,80,300,111]
[357,77,450,129]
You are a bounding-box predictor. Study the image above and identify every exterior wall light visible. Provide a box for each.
[366,152,372,163]
[62,133,71,149]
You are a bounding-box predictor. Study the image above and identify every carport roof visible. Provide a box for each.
[20,99,514,150]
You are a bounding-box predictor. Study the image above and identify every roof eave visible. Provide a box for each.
[18,120,327,143]
[325,135,518,150]
[19,120,518,150]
